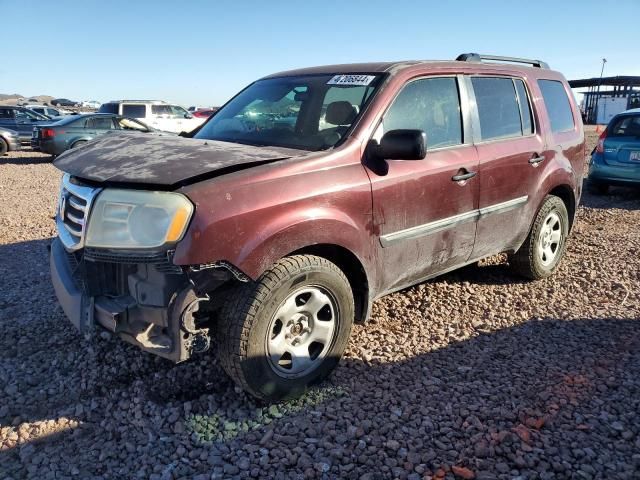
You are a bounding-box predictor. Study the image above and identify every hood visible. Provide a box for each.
[53,133,303,187]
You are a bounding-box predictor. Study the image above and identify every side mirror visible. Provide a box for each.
[372,129,427,160]
[184,113,193,119]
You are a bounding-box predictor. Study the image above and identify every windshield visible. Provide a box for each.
[195,74,383,150]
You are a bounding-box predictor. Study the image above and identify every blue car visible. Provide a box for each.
[31,113,163,156]
[588,108,640,194]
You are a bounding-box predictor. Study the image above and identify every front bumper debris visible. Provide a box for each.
[50,237,233,362]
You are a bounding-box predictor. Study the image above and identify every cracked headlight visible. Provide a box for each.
[85,189,193,249]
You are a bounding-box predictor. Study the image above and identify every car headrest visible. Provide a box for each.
[325,101,357,126]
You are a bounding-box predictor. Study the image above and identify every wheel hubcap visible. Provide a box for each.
[537,211,562,266]
[266,286,338,378]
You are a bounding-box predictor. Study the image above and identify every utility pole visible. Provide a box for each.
[594,58,607,124]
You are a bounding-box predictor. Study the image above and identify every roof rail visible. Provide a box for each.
[456,53,549,69]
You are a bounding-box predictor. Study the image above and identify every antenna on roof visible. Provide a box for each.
[456,53,549,69]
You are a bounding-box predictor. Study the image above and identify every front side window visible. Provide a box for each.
[117,117,150,131]
[472,77,523,141]
[121,104,146,119]
[195,74,383,150]
[538,80,575,133]
[16,108,46,121]
[169,105,189,118]
[382,77,462,149]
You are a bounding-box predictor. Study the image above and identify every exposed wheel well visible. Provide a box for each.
[548,185,576,231]
[290,244,369,323]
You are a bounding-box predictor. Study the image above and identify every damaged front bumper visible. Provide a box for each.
[50,237,235,362]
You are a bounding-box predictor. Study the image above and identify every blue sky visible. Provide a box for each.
[2,0,638,107]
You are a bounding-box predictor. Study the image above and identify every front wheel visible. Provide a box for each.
[510,195,569,280]
[217,255,354,401]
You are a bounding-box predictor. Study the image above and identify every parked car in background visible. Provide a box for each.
[192,108,218,119]
[24,105,66,119]
[50,53,584,400]
[0,127,21,155]
[588,108,640,194]
[32,113,165,156]
[81,100,101,109]
[98,100,205,133]
[51,98,80,107]
[0,106,53,143]
[188,106,216,112]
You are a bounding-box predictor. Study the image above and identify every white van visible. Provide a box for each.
[98,100,205,133]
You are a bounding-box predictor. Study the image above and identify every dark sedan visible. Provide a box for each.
[0,106,52,143]
[51,98,79,107]
[32,113,163,156]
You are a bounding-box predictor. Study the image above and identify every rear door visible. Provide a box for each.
[603,113,640,166]
[468,76,545,259]
[368,75,480,292]
[84,116,116,140]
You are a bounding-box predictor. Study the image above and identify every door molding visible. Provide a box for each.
[380,195,528,247]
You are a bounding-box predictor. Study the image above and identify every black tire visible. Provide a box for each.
[71,140,87,149]
[510,195,569,280]
[217,255,354,401]
[0,137,7,156]
[587,178,609,195]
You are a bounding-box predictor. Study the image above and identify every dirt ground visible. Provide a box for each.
[1,128,639,479]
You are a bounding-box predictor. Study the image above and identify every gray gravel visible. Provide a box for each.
[1,131,639,479]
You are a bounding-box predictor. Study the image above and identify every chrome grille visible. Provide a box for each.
[57,174,101,251]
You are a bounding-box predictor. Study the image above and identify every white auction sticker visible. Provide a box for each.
[327,74,376,86]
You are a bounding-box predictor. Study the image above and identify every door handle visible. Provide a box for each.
[529,154,545,165]
[451,170,477,182]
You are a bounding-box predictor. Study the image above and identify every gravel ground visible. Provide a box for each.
[1,130,639,479]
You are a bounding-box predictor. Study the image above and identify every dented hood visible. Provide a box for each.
[53,133,302,187]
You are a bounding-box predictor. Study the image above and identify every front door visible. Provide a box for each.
[368,75,480,293]
[467,76,546,259]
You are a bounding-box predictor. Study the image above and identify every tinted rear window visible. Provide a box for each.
[472,77,523,141]
[609,115,640,137]
[98,103,119,114]
[538,80,574,133]
[122,104,146,118]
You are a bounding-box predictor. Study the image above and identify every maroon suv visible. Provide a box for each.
[51,53,584,400]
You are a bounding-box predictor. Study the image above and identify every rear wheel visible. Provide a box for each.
[510,195,569,280]
[0,138,7,156]
[217,255,354,401]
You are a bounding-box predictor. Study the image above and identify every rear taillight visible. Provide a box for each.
[41,128,55,139]
[596,128,607,153]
